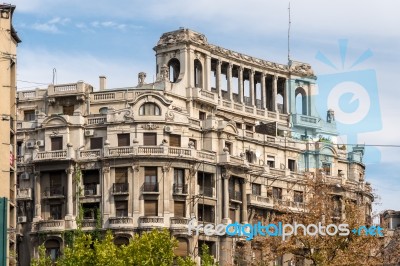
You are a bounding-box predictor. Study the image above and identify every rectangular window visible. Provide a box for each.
[144,200,158,216]
[229,208,236,223]
[236,123,242,130]
[117,133,130,147]
[115,167,128,183]
[115,201,128,217]
[272,187,282,200]
[63,105,74,116]
[51,137,63,151]
[82,203,99,219]
[174,201,186,217]
[50,204,62,220]
[267,156,275,168]
[245,124,253,131]
[322,163,331,175]
[174,169,184,185]
[143,133,157,146]
[199,111,206,121]
[144,167,158,192]
[198,204,214,223]
[294,191,304,203]
[197,172,214,197]
[90,137,103,150]
[24,110,35,121]
[288,159,296,172]
[252,183,261,196]
[169,134,181,147]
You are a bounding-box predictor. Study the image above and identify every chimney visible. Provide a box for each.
[99,75,107,91]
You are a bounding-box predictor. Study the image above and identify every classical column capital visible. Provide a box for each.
[131,164,140,172]
[102,167,110,173]
[162,166,170,173]
[228,62,233,69]
[273,75,279,81]
[250,68,255,76]
[261,72,266,78]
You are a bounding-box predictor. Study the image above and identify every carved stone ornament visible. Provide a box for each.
[142,123,159,130]
[165,110,175,121]
[47,97,56,105]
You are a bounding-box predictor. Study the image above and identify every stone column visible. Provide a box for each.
[273,75,278,112]
[33,172,41,222]
[249,69,255,106]
[102,165,110,226]
[132,165,140,215]
[222,172,230,222]
[205,55,211,91]
[241,179,248,223]
[238,66,244,104]
[283,78,289,114]
[227,63,233,101]
[261,72,266,110]
[216,60,222,98]
[66,166,74,217]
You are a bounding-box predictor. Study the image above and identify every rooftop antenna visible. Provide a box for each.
[288,2,291,64]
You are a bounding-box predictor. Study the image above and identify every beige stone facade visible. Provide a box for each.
[0,4,20,266]
[16,28,372,265]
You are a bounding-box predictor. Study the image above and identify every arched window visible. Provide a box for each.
[194,59,203,88]
[114,236,130,247]
[175,238,189,257]
[295,87,307,115]
[168,58,180,83]
[45,239,60,261]
[139,103,161,116]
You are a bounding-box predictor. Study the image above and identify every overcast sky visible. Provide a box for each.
[11,0,400,216]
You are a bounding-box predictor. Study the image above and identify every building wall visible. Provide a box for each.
[15,29,373,266]
[0,4,20,266]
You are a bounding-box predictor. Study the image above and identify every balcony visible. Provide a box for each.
[143,182,159,193]
[288,201,306,212]
[35,150,68,161]
[138,216,165,229]
[112,183,129,195]
[173,184,188,195]
[78,149,102,160]
[16,188,32,200]
[196,150,216,163]
[292,114,321,129]
[47,82,87,97]
[191,87,217,105]
[83,184,100,196]
[108,217,134,229]
[37,220,65,232]
[247,194,273,208]
[170,217,190,230]
[107,146,134,157]
[43,187,64,199]
[81,219,97,230]
[199,186,214,197]
[229,190,242,202]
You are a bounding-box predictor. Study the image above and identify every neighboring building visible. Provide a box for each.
[0,4,20,266]
[380,210,400,265]
[15,28,372,265]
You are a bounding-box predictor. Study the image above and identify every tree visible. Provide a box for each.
[31,229,196,266]
[200,244,218,266]
[244,173,384,265]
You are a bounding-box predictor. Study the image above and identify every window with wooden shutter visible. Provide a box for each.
[90,137,103,149]
[144,200,158,216]
[115,167,128,183]
[174,201,185,217]
[169,134,181,147]
[115,201,128,217]
[117,134,130,147]
[51,137,63,151]
[229,208,236,223]
[175,238,188,257]
[63,105,74,116]
[143,133,157,146]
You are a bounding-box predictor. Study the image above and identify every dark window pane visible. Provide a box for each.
[115,168,128,183]
[143,133,157,146]
[90,137,103,149]
[118,134,130,147]
[144,200,158,216]
[174,201,185,217]
[51,137,63,151]
[169,134,181,147]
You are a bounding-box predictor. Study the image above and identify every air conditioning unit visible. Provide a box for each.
[85,129,94,136]
[36,140,45,147]
[18,216,27,223]
[20,172,30,180]
[26,141,35,148]
[164,126,173,133]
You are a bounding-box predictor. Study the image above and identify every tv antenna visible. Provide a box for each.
[288,2,291,63]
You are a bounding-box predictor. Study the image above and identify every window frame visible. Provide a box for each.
[139,102,161,116]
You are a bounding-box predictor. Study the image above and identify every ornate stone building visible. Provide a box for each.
[0,4,20,266]
[16,28,372,265]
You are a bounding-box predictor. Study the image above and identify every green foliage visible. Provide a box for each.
[200,244,218,266]
[31,244,52,266]
[31,229,197,266]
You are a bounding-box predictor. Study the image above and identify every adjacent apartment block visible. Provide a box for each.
[16,28,373,265]
[0,4,20,266]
